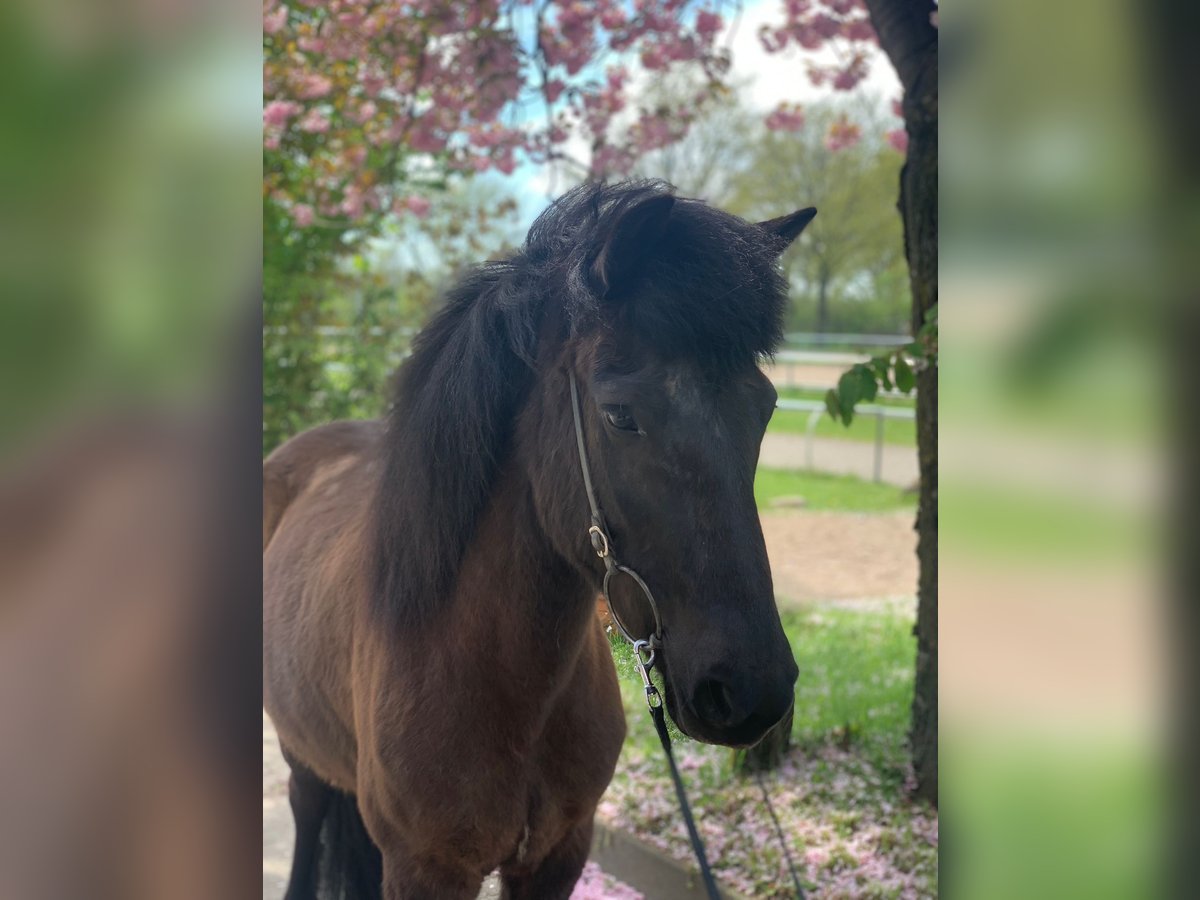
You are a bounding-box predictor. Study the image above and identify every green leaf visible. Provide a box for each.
[824,388,842,422]
[836,368,862,413]
[869,355,893,390]
[855,364,879,403]
[834,364,884,426]
[894,354,915,393]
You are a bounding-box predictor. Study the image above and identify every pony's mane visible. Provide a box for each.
[371,179,788,625]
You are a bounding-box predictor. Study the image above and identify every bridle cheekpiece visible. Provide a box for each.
[568,371,664,709]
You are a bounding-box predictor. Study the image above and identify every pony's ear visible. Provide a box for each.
[590,194,676,298]
[757,207,817,253]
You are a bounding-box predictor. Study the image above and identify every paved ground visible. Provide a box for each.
[759,433,918,488]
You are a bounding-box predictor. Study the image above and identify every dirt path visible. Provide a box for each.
[761,509,917,609]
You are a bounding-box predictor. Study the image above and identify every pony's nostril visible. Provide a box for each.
[692,678,735,725]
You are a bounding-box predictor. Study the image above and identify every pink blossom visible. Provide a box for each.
[297,108,330,133]
[263,100,301,128]
[544,79,565,103]
[843,17,876,41]
[765,102,805,132]
[825,118,861,151]
[640,44,668,70]
[811,13,840,39]
[400,195,431,218]
[832,66,865,90]
[679,752,703,771]
[340,187,365,219]
[295,73,333,99]
[569,862,644,900]
[408,127,446,153]
[354,101,377,124]
[886,128,908,153]
[599,7,626,29]
[493,150,516,175]
[695,10,723,39]
[291,203,314,227]
[805,846,830,867]
[263,5,288,35]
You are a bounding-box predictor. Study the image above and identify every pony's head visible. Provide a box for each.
[376,180,813,748]
[521,181,814,747]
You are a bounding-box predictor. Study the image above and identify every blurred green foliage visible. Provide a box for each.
[262,181,521,456]
[263,196,401,455]
[825,304,936,427]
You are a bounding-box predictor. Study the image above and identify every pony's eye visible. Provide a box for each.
[602,405,639,433]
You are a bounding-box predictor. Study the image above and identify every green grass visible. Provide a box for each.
[611,604,916,773]
[939,481,1153,564]
[754,468,916,513]
[770,387,916,447]
[783,606,916,769]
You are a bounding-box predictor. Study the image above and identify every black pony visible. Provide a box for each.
[263,180,815,899]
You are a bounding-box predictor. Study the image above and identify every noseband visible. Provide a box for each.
[568,372,664,709]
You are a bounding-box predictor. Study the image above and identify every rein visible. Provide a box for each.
[568,371,807,900]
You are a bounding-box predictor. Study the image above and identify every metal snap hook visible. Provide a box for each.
[631,638,656,671]
[588,525,610,558]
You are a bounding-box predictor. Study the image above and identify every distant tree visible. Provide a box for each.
[629,76,762,202]
[725,102,907,334]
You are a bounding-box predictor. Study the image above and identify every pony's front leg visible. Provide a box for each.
[499,819,593,900]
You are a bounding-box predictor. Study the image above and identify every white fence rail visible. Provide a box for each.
[775,398,915,483]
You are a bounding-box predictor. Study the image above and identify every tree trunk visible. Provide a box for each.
[863,0,938,806]
[733,702,794,775]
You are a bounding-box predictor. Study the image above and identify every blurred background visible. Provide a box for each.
[0,0,1194,896]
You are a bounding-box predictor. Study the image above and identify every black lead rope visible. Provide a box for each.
[568,371,803,900]
[649,701,724,899]
[756,771,807,899]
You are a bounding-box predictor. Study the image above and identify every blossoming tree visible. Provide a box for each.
[264,0,735,229]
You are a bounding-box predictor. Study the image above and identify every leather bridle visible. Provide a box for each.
[568,371,664,708]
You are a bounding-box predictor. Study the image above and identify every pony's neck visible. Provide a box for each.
[445,457,599,712]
